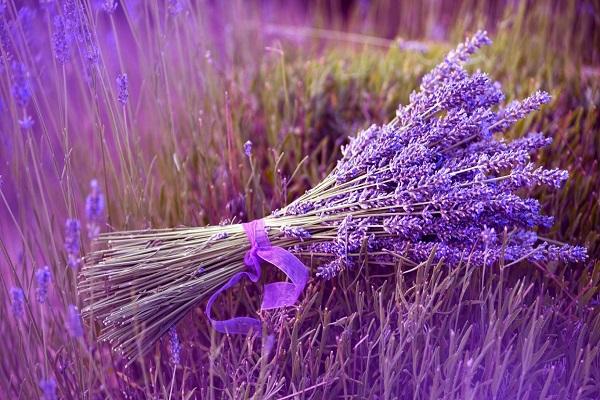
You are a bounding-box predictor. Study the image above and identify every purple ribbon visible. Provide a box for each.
[205,219,309,336]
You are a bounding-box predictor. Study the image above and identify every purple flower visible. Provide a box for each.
[209,232,229,241]
[316,259,344,280]
[168,327,181,366]
[65,218,81,269]
[116,73,128,105]
[63,0,79,23]
[420,30,491,95]
[102,0,118,14]
[10,62,32,108]
[53,0,99,68]
[16,6,35,31]
[0,17,14,61]
[383,216,423,241]
[10,287,25,319]
[52,15,72,64]
[168,0,184,15]
[243,140,252,157]
[282,31,587,280]
[480,226,497,246]
[35,266,52,304]
[39,378,57,400]
[18,114,34,130]
[543,244,588,263]
[67,304,84,338]
[280,225,311,241]
[491,91,551,133]
[86,179,105,239]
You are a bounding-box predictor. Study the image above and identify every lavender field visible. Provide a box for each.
[1,1,599,399]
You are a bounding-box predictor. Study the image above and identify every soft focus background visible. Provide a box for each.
[1,0,599,398]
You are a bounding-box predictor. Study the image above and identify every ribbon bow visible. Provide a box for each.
[205,219,309,336]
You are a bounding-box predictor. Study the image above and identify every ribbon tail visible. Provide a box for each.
[205,271,262,336]
[261,282,300,310]
[257,247,309,310]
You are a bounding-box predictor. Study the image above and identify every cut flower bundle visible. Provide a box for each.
[80,31,587,360]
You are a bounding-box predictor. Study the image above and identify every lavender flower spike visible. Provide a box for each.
[168,327,181,366]
[10,287,25,319]
[64,218,81,269]
[67,304,84,338]
[36,266,52,304]
[102,0,118,14]
[86,179,105,239]
[491,90,552,133]
[39,378,57,400]
[281,225,311,241]
[52,15,71,64]
[11,61,32,108]
[18,115,35,130]
[244,140,253,157]
[168,0,184,15]
[420,30,491,94]
[116,73,129,105]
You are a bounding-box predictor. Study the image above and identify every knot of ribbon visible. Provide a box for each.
[205,219,309,336]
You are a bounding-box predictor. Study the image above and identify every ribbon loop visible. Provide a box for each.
[205,219,308,336]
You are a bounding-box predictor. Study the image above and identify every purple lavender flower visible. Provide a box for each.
[39,378,57,400]
[420,30,491,95]
[65,218,81,269]
[480,226,497,247]
[10,61,32,108]
[18,114,34,130]
[543,244,588,263]
[383,216,423,241]
[51,0,98,70]
[67,304,84,338]
[52,15,72,64]
[336,215,369,255]
[281,200,314,216]
[280,225,311,241]
[116,73,128,105]
[63,0,79,23]
[102,0,118,14]
[243,140,252,157]
[491,91,551,133]
[168,327,181,366]
[209,232,229,241]
[316,259,344,280]
[14,7,36,45]
[36,266,52,304]
[508,164,569,189]
[86,179,105,239]
[0,18,14,61]
[10,287,25,319]
[283,31,587,280]
[168,0,184,15]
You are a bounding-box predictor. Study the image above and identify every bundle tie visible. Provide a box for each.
[205,219,308,336]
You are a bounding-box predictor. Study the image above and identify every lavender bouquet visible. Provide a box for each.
[80,31,586,361]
